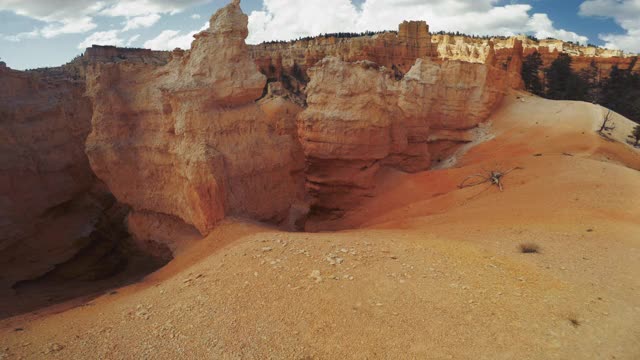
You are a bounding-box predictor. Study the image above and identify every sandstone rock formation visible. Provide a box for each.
[0,66,105,288]
[85,0,305,237]
[4,0,637,291]
[299,56,509,213]
[250,26,638,94]
[249,20,437,84]
[82,45,169,66]
[430,34,639,78]
[434,35,493,64]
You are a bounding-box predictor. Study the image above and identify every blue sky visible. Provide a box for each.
[0,0,638,70]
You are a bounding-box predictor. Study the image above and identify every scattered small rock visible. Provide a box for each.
[326,253,344,265]
[309,270,322,283]
[45,343,64,354]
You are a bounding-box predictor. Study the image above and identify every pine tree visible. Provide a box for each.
[544,54,587,101]
[600,62,640,125]
[522,51,544,96]
[629,125,640,147]
[578,60,601,103]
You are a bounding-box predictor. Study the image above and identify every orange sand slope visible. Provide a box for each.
[1,93,639,359]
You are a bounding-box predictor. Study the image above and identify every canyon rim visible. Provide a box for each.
[1,0,640,358]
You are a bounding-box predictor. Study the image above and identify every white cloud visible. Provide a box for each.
[354,1,533,35]
[527,13,589,44]
[0,0,207,20]
[143,30,192,50]
[122,13,162,31]
[246,0,588,45]
[78,29,124,49]
[99,0,206,17]
[143,22,208,50]
[248,0,360,43]
[191,14,201,19]
[0,0,208,40]
[579,0,640,53]
[0,0,106,22]
[2,29,40,42]
[126,34,141,46]
[41,17,98,38]
[2,16,97,41]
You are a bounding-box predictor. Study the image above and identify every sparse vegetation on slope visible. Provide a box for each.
[523,52,640,124]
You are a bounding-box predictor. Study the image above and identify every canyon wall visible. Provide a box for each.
[249,26,638,90]
[432,35,639,77]
[85,0,305,238]
[249,20,437,83]
[5,0,636,284]
[82,45,169,65]
[0,1,521,265]
[0,66,110,288]
[299,57,509,215]
[0,33,177,290]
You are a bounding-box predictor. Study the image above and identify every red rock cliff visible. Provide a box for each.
[298,57,509,214]
[85,0,305,237]
[250,25,637,91]
[6,0,636,272]
[249,20,437,81]
[0,66,105,288]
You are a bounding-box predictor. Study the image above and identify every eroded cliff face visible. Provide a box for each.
[299,57,509,215]
[249,20,436,85]
[85,0,305,238]
[431,34,639,77]
[6,1,515,251]
[10,0,629,288]
[250,26,638,95]
[0,66,109,288]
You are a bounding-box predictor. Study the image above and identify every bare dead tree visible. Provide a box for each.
[598,109,615,134]
[459,167,523,192]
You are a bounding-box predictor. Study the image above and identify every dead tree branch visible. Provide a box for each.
[598,109,615,134]
[458,167,522,192]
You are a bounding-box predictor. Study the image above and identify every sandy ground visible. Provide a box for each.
[1,92,639,359]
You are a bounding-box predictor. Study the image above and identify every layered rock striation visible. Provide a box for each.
[10,0,634,283]
[249,20,437,85]
[299,57,509,213]
[82,45,169,65]
[85,0,305,237]
[250,25,638,93]
[0,66,108,288]
[433,35,639,77]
